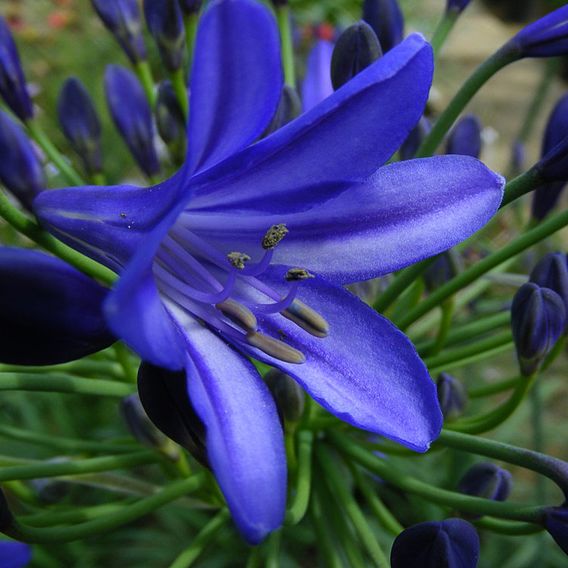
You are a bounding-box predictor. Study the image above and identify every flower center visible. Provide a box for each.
[152,222,329,364]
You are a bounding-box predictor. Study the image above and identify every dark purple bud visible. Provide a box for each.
[446,0,472,15]
[436,373,468,422]
[265,85,302,136]
[511,139,525,176]
[530,253,568,321]
[0,110,45,211]
[264,369,305,424]
[104,65,160,178]
[137,362,208,467]
[399,116,431,161]
[32,462,71,504]
[57,78,102,175]
[544,505,568,556]
[0,247,115,365]
[331,22,382,90]
[507,6,568,59]
[0,541,31,567]
[424,251,462,293]
[362,0,404,53]
[0,16,33,121]
[144,0,186,72]
[511,282,566,376]
[457,462,513,502]
[91,0,147,64]
[446,115,482,159]
[391,518,480,568]
[156,80,186,161]
[179,0,203,14]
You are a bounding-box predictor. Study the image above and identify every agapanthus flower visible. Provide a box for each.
[0,541,31,568]
[301,39,334,112]
[34,0,504,543]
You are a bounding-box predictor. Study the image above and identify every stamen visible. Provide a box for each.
[240,249,274,277]
[227,252,251,270]
[282,300,330,338]
[216,299,258,332]
[285,268,314,281]
[246,331,306,364]
[262,224,289,250]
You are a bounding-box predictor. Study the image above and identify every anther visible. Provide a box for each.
[285,268,314,281]
[216,299,258,332]
[282,300,329,338]
[262,224,289,250]
[227,251,251,270]
[246,331,306,364]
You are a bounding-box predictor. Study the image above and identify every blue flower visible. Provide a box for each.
[301,39,334,112]
[34,0,504,543]
[0,541,31,568]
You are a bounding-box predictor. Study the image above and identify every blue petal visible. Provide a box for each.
[187,156,504,284]
[179,319,286,544]
[236,269,442,452]
[302,40,334,112]
[187,0,282,175]
[0,541,32,568]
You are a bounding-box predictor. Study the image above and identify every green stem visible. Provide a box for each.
[531,381,547,504]
[171,67,189,120]
[6,474,205,543]
[285,431,313,525]
[310,488,343,568]
[416,46,518,158]
[91,172,106,186]
[265,530,281,568]
[430,11,459,56]
[0,360,124,380]
[501,168,544,208]
[275,5,295,88]
[23,501,136,527]
[430,341,513,375]
[397,208,568,329]
[0,189,117,286]
[475,517,543,536]
[135,61,156,107]
[26,121,85,186]
[0,372,134,397]
[113,342,138,383]
[168,510,230,568]
[184,13,199,73]
[317,445,389,567]
[428,298,455,356]
[469,375,521,398]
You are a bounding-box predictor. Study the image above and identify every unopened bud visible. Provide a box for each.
[265,86,301,135]
[530,253,568,322]
[446,0,472,15]
[399,116,431,161]
[457,462,513,503]
[362,0,404,53]
[446,115,482,159]
[544,505,568,556]
[424,251,462,293]
[156,80,186,162]
[436,373,467,422]
[179,0,203,15]
[264,369,305,424]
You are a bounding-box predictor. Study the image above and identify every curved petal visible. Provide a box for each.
[234,269,443,452]
[302,40,335,112]
[186,155,505,284]
[188,33,433,209]
[180,319,286,544]
[187,0,282,175]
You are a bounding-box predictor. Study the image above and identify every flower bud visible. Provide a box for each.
[137,362,208,467]
[446,115,482,159]
[544,505,568,556]
[0,247,115,365]
[436,373,467,422]
[391,518,480,568]
[0,110,45,211]
[331,22,382,90]
[302,40,334,112]
[265,86,301,136]
[91,0,147,64]
[144,0,186,72]
[506,6,568,59]
[457,462,513,502]
[0,541,31,567]
[446,0,472,15]
[399,116,431,161]
[57,77,102,175]
[423,251,462,293]
[362,0,404,53]
[511,139,525,177]
[31,460,71,504]
[511,282,566,376]
[104,65,160,178]
[264,369,305,424]
[530,253,568,321]
[179,0,203,15]
[156,80,186,162]
[0,16,33,121]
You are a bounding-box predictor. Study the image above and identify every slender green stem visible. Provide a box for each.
[171,67,189,120]
[276,6,295,88]
[26,120,85,186]
[0,360,124,380]
[310,488,343,568]
[113,343,138,383]
[501,168,544,208]
[169,510,230,568]
[0,189,117,285]
[531,381,547,504]
[430,11,459,56]
[475,517,543,536]
[469,376,521,398]
[265,530,281,568]
[416,46,517,158]
[184,13,199,74]
[397,209,568,329]
[23,501,136,527]
[428,298,455,356]
[135,61,156,107]
[430,341,513,375]
[285,431,313,525]
[0,372,135,397]
[91,172,106,186]
[317,445,389,567]
[6,473,206,543]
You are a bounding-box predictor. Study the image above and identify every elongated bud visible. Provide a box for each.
[446,115,482,159]
[362,0,404,53]
[436,373,467,422]
[446,0,472,15]
[179,0,203,14]
[331,22,382,90]
[530,253,568,321]
[399,116,431,161]
[511,282,565,376]
[0,110,44,211]
[0,247,115,365]
[511,139,525,177]
[302,40,334,112]
[156,80,186,162]
[424,251,462,293]
[104,65,160,178]
[0,541,31,566]
[391,518,480,568]
[264,369,305,424]
[57,78,102,175]
[32,459,71,504]
[265,86,301,135]
[457,462,513,503]
[544,505,568,556]
[0,16,33,121]
[137,363,208,467]
[144,0,186,72]
[91,0,147,64]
